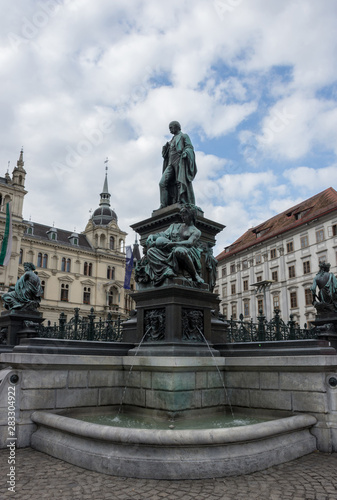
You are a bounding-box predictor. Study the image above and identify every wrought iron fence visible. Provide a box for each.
[224,308,316,343]
[36,307,317,344]
[37,307,123,342]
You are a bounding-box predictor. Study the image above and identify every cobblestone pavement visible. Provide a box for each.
[1,448,336,500]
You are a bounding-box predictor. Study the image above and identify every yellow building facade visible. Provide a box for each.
[0,150,134,324]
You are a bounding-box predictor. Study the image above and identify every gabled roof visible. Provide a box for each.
[23,221,93,250]
[216,187,337,262]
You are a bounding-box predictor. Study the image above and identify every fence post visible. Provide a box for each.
[73,307,80,340]
[257,308,265,342]
[88,307,96,341]
[116,315,121,341]
[59,312,66,339]
[288,314,296,340]
[274,308,282,341]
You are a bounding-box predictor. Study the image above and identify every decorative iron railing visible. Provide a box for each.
[224,308,316,343]
[37,307,123,342]
[36,307,317,344]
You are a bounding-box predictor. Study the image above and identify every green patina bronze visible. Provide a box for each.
[310,261,337,312]
[159,121,197,208]
[135,205,204,287]
[2,262,43,311]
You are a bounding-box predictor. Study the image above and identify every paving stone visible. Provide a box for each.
[0,448,337,499]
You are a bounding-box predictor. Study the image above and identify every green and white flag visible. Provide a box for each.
[0,202,13,266]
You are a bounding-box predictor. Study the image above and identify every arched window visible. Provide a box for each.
[84,262,88,275]
[107,266,115,280]
[110,236,115,250]
[37,253,42,267]
[43,254,48,268]
[61,257,66,272]
[88,263,92,276]
[66,259,71,272]
[19,249,23,265]
[108,287,115,306]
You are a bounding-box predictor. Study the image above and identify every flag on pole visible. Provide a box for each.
[0,202,13,266]
[123,245,134,289]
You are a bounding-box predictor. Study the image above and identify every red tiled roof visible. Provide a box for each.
[216,187,337,262]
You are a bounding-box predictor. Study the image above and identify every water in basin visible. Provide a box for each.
[75,412,268,430]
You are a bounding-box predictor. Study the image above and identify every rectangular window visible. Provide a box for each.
[316,229,324,243]
[222,266,227,277]
[230,264,235,274]
[300,235,309,248]
[243,301,250,317]
[333,224,337,236]
[288,265,296,278]
[286,241,294,253]
[242,260,248,269]
[222,306,228,318]
[271,270,278,282]
[83,287,91,305]
[319,255,327,263]
[273,295,280,310]
[256,275,262,282]
[255,254,262,264]
[231,304,237,319]
[60,284,69,302]
[231,283,236,294]
[303,261,311,274]
[270,248,277,259]
[243,279,249,291]
[290,291,298,308]
[222,285,227,297]
[257,298,264,314]
[305,288,312,306]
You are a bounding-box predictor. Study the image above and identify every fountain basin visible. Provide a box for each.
[31,410,317,479]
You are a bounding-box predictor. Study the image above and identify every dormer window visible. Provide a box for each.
[47,227,57,241]
[68,232,79,246]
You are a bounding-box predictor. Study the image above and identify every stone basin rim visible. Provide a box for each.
[31,411,317,446]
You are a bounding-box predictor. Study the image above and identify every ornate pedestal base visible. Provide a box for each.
[123,282,226,356]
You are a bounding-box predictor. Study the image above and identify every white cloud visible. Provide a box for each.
[0,0,337,254]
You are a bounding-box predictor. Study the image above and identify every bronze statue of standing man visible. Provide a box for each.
[159,121,197,208]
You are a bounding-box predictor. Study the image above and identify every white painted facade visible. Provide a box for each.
[216,201,337,327]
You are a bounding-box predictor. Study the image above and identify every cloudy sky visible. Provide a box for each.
[1,0,337,256]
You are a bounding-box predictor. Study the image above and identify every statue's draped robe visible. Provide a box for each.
[311,271,337,305]
[162,132,197,205]
[145,223,202,286]
[2,270,42,310]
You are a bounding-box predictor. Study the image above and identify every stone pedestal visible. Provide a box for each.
[312,312,337,351]
[124,282,226,356]
[127,204,227,356]
[0,310,44,348]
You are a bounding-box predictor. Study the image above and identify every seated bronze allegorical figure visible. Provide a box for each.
[135,205,204,287]
[2,262,43,312]
[310,261,337,313]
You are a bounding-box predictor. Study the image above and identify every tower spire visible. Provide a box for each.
[99,157,111,207]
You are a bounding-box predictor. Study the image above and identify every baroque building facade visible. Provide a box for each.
[216,188,337,327]
[0,150,134,323]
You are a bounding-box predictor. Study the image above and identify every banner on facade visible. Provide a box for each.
[0,202,13,266]
[123,245,134,289]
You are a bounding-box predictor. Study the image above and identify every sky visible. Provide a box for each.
[1,0,337,257]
